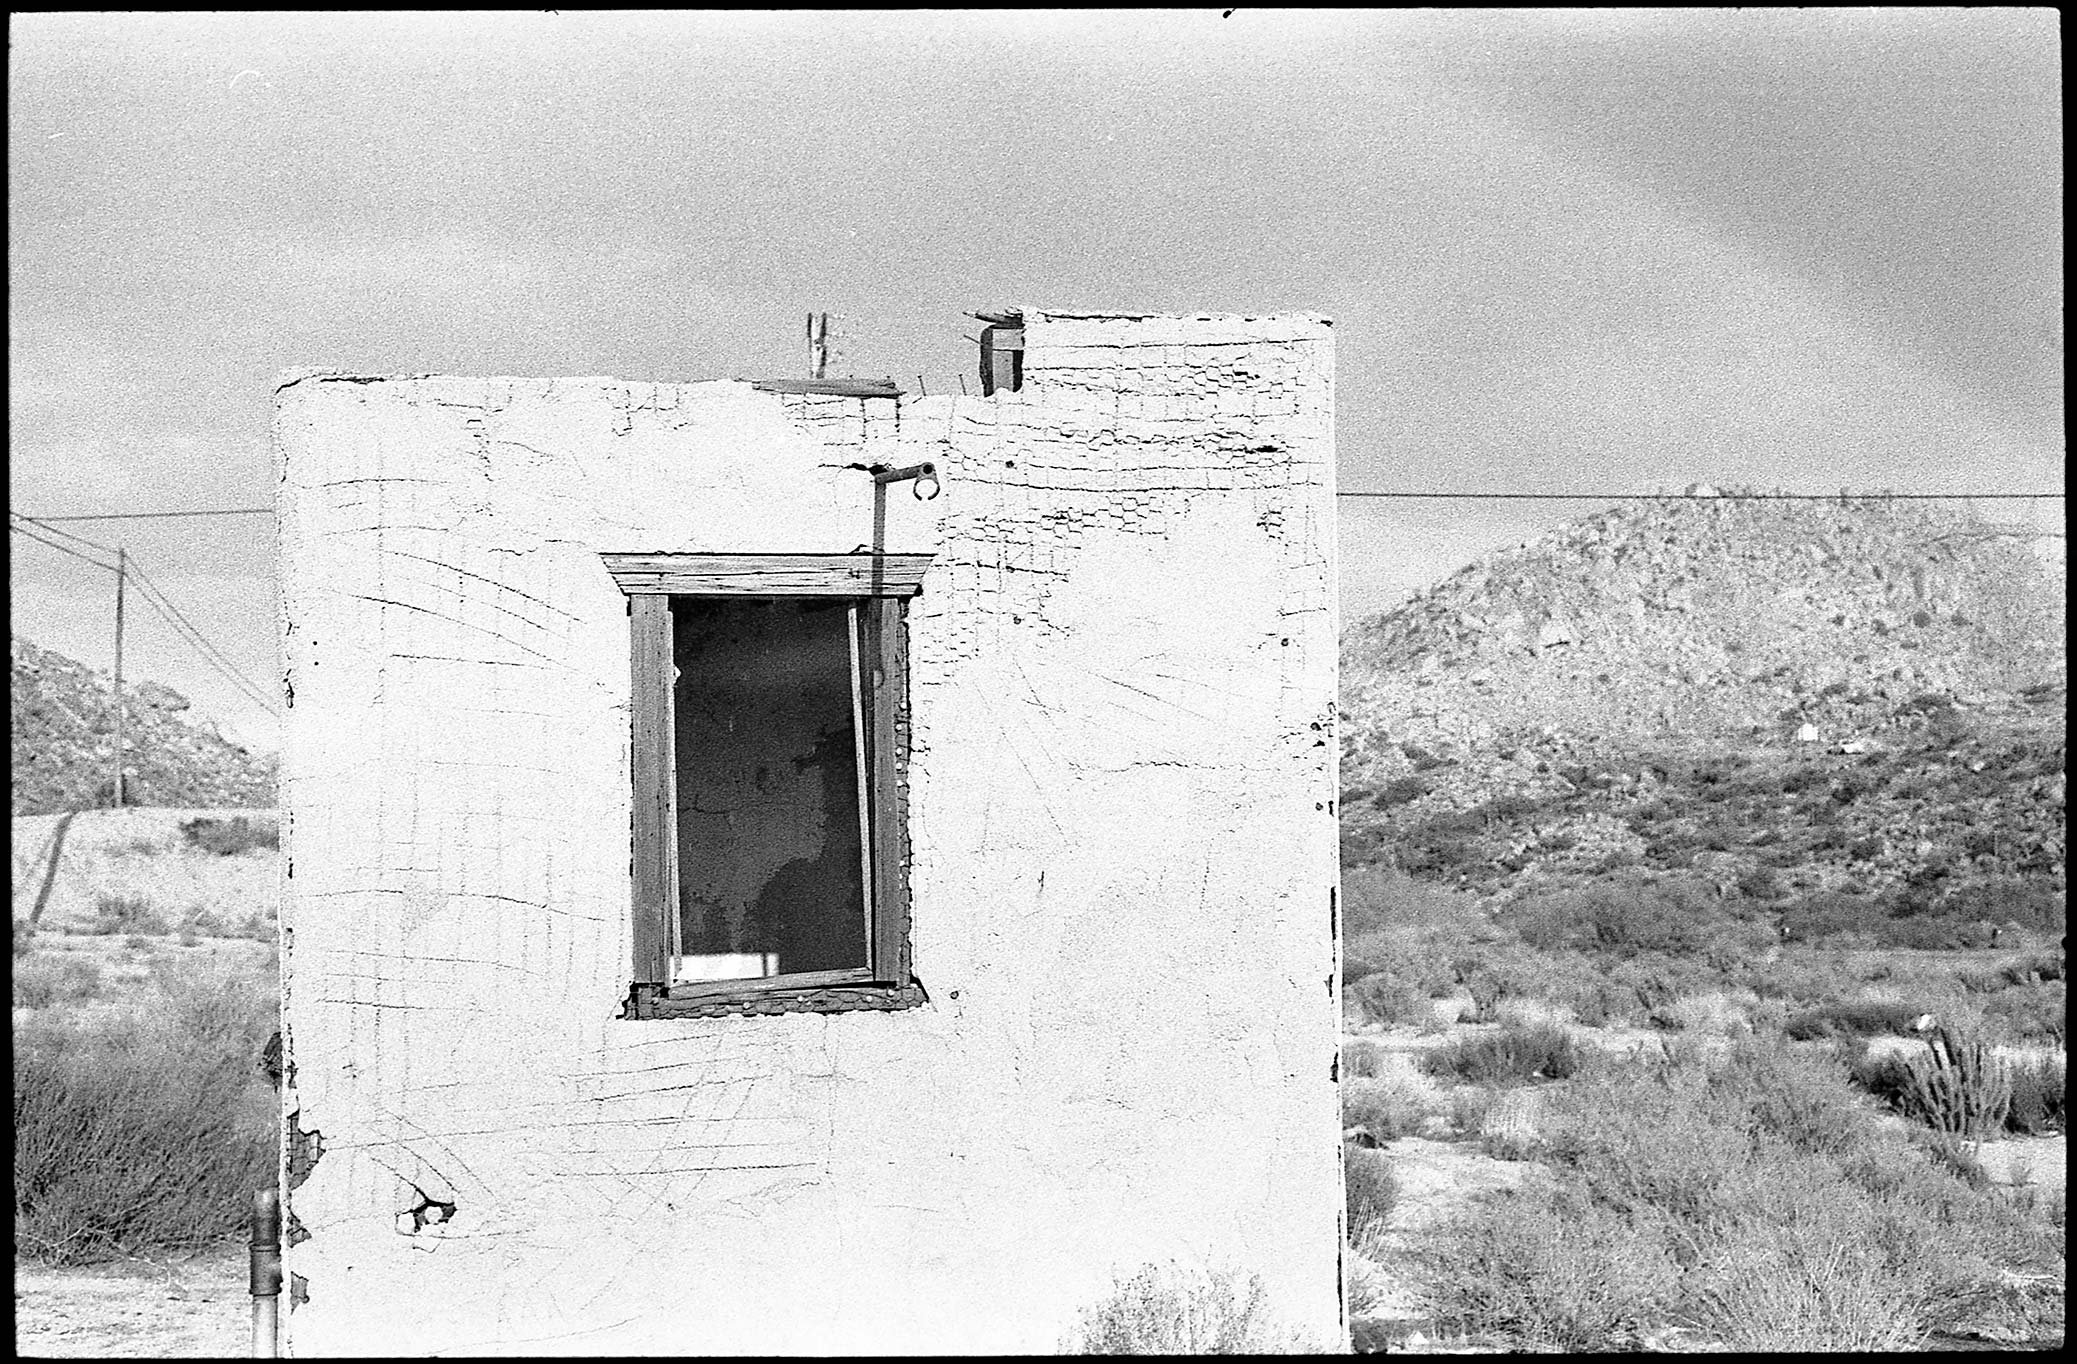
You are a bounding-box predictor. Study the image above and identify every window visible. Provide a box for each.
[604,553,932,1019]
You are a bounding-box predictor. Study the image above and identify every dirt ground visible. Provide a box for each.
[14,1247,254,1359]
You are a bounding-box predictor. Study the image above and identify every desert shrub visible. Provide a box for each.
[1397,835,1481,879]
[1499,947,1610,1019]
[1686,1227,1929,1351]
[1063,1263,1302,1353]
[1465,972,1507,1024]
[1510,876,1746,960]
[1609,953,1717,1018]
[2001,952,2066,986]
[1783,999,1930,1042]
[1656,991,1754,1037]
[1477,1087,1546,1162]
[1567,976,1633,1029]
[1778,890,1888,945]
[1544,1062,1752,1232]
[1345,1147,1399,1251]
[1889,1022,2012,1142]
[1451,944,1549,1002]
[1736,864,1786,902]
[1939,879,2065,934]
[1780,765,1828,794]
[1739,957,1828,1006]
[1701,920,1783,973]
[1956,964,2009,994]
[12,956,104,1010]
[1914,1131,1994,1192]
[1348,973,1429,1028]
[1417,1190,1679,1351]
[1343,1076,1439,1144]
[2002,1054,2065,1136]
[1341,864,1489,939]
[1543,1048,2055,1346]
[180,816,279,857]
[1423,1023,1582,1086]
[1342,929,1456,993]
[1370,775,1431,810]
[1493,996,1575,1031]
[1877,914,1970,951]
[1341,1039,1387,1080]
[89,894,168,936]
[1710,1040,1866,1157]
[1448,1085,1494,1138]
[14,917,36,958]
[14,957,277,1264]
[1980,980,2065,1047]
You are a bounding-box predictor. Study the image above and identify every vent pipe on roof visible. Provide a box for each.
[972,311,1023,395]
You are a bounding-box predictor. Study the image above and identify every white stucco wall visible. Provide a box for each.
[274,309,1340,1355]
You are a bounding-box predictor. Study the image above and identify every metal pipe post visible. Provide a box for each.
[250,1188,281,1357]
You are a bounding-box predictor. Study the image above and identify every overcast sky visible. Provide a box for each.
[8,9,2063,752]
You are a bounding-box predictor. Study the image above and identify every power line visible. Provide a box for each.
[125,562,281,716]
[125,560,280,714]
[11,516,281,717]
[29,508,274,521]
[10,513,121,557]
[1336,491,2064,500]
[19,491,2066,520]
[126,584,280,717]
[9,517,121,574]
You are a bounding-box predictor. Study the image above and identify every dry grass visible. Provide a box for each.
[1409,1040,2065,1351]
[1345,1147,1400,1254]
[14,952,277,1265]
[1062,1263,1311,1354]
[1343,1073,1447,1144]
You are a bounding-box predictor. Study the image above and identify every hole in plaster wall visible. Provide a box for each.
[397,1191,459,1235]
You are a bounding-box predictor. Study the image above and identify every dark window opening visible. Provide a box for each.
[602,552,931,1019]
[672,597,869,981]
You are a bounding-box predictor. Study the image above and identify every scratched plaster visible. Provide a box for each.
[275,309,1340,1355]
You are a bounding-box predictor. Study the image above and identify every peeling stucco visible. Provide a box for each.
[275,309,1340,1355]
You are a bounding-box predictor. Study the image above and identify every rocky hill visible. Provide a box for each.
[11,636,276,815]
[1340,492,2065,924]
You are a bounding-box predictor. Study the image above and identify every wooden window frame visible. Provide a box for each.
[605,553,930,1020]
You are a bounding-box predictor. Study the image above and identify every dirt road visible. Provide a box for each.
[15,1247,250,1359]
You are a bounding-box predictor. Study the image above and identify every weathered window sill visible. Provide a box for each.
[623,982,929,1020]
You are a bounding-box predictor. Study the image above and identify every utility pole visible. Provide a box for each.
[807,312,829,380]
[112,546,127,808]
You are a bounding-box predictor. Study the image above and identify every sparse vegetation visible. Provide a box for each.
[180,815,278,857]
[13,954,277,1264]
[1344,1148,1399,1252]
[1410,1043,2062,1352]
[1063,1263,1304,1354]
[1344,857,2064,1351]
[1783,998,1933,1041]
[1892,1020,2014,1142]
[2004,1053,2067,1137]
[88,893,168,937]
[13,955,105,1010]
[1421,1023,1582,1086]
[1343,1075,1442,1145]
